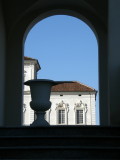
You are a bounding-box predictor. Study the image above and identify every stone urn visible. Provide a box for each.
[24,79,66,126]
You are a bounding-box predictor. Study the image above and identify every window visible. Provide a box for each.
[58,110,65,124]
[76,109,83,124]
[74,100,87,125]
[56,100,69,125]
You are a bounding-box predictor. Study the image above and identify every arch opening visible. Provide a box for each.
[23,13,99,126]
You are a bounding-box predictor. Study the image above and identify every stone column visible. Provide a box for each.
[99,30,110,125]
[108,0,120,125]
[0,3,5,126]
[3,25,24,126]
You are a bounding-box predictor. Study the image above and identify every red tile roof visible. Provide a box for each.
[52,81,96,92]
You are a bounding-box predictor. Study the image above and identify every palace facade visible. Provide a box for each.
[23,57,97,125]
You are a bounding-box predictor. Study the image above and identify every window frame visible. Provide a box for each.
[56,100,69,125]
[74,101,87,125]
[58,109,66,125]
[76,109,85,125]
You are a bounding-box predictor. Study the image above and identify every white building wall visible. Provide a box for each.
[90,94,96,125]
[23,61,96,126]
[23,91,96,126]
[23,94,35,125]
[23,95,31,125]
[49,92,96,125]
[24,63,35,91]
[23,61,36,125]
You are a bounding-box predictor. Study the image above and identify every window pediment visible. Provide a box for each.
[56,100,69,110]
[74,100,87,112]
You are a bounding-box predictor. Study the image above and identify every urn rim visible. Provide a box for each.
[24,79,72,86]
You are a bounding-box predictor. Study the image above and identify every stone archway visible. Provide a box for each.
[3,0,109,126]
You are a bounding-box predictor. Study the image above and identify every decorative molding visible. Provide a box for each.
[56,100,69,111]
[74,100,87,113]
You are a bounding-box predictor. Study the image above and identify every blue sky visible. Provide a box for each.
[24,15,99,124]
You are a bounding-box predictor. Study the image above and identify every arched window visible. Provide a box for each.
[74,101,87,125]
[56,101,69,125]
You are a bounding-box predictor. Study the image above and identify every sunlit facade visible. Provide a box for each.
[23,57,96,125]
